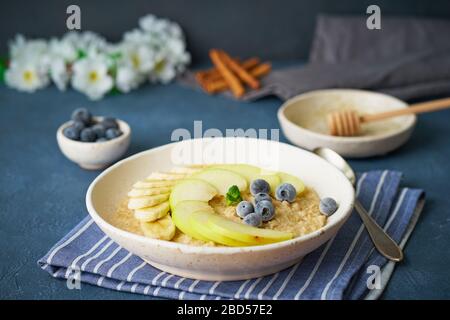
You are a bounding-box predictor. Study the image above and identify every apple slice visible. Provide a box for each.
[147,172,187,180]
[128,193,170,209]
[189,211,249,247]
[212,164,260,183]
[278,172,305,195]
[207,214,293,245]
[169,179,218,208]
[128,186,172,197]
[171,200,215,242]
[191,168,247,195]
[134,201,170,222]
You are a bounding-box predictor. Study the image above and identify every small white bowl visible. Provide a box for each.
[86,137,355,281]
[57,117,131,170]
[278,89,416,158]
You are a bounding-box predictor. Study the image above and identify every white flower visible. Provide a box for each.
[5,61,49,92]
[121,43,156,73]
[48,37,78,63]
[9,35,48,63]
[72,56,113,100]
[62,31,109,58]
[50,58,70,91]
[150,59,177,84]
[115,65,143,93]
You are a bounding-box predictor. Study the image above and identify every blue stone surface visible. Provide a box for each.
[1,66,450,299]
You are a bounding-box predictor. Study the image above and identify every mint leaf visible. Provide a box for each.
[226,185,242,206]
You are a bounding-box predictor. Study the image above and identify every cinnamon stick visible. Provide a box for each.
[209,49,245,98]
[219,50,260,89]
[202,62,271,94]
[196,57,260,83]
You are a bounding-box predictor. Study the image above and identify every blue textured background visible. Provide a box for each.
[1,72,450,299]
[1,0,450,299]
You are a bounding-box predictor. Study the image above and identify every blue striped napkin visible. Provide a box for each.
[38,170,424,300]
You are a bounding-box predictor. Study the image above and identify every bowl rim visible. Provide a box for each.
[277,89,417,143]
[56,116,131,146]
[86,137,355,254]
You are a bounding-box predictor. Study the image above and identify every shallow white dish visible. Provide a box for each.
[86,137,355,281]
[57,117,131,170]
[278,89,416,158]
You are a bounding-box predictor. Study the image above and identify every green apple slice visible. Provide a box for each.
[171,200,215,242]
[128,186,172,197]
[191,168,247,195]
[207,214,293,245]
[211,164,260,183]
[169,179,218,208]
[128,193,170,209]
[278,172,305,195]
[189,211,249,247]
[134,201,170,222]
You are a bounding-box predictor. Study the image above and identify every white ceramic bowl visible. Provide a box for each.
[57,117,131,170]
[86,137,355,281]
[278,89,416,158]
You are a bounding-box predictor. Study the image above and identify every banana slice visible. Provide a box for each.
[133,180,176,189]
[147,172,187,181]
[128,193,170,209]
[134,201,170,222]
[140,215,176,240]
[170,167,202,175]
[128,187,172,197]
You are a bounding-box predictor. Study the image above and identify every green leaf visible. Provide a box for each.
[0,57,7,84]
[77,49,87,59]
[226,185,242,206]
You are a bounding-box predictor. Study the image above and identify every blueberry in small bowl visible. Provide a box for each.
[57,108,131,170]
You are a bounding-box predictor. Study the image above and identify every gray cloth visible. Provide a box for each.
[179,15,450,102]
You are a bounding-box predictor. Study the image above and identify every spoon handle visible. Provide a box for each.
[354,200,403,262]
[361,97,450,123]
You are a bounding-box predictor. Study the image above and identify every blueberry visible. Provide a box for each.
[80,128,96,142]
[71,108,92,125]
[255,200,275,222]
[91,123,106,138]
[250,179,270,195]
[63,125,81,140]
[101,117,119,130]
[72,120,85,131]
[236,201,254,218]
[243,212,262,227]
[275,183,297,202]
[254,192,271,203]
[319,197,338,216]
[105,128,122,140]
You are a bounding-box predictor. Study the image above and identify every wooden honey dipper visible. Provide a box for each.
[328,97,450,136]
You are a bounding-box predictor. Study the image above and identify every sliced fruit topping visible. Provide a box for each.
[128,193,170,209]
[146,172,187,181]
[207,214,293,245]
[171,200,215,242]
[133,180,176,189]
[134,201,170,222]
[191,168,247,195]
[278,172,305,195]
[169,179,218,208]
[189,211,249,247]
[128,186,172,197]
[140,215,176,240]
[211,164,260,183]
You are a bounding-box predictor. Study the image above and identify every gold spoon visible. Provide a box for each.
[328,97,450,136]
